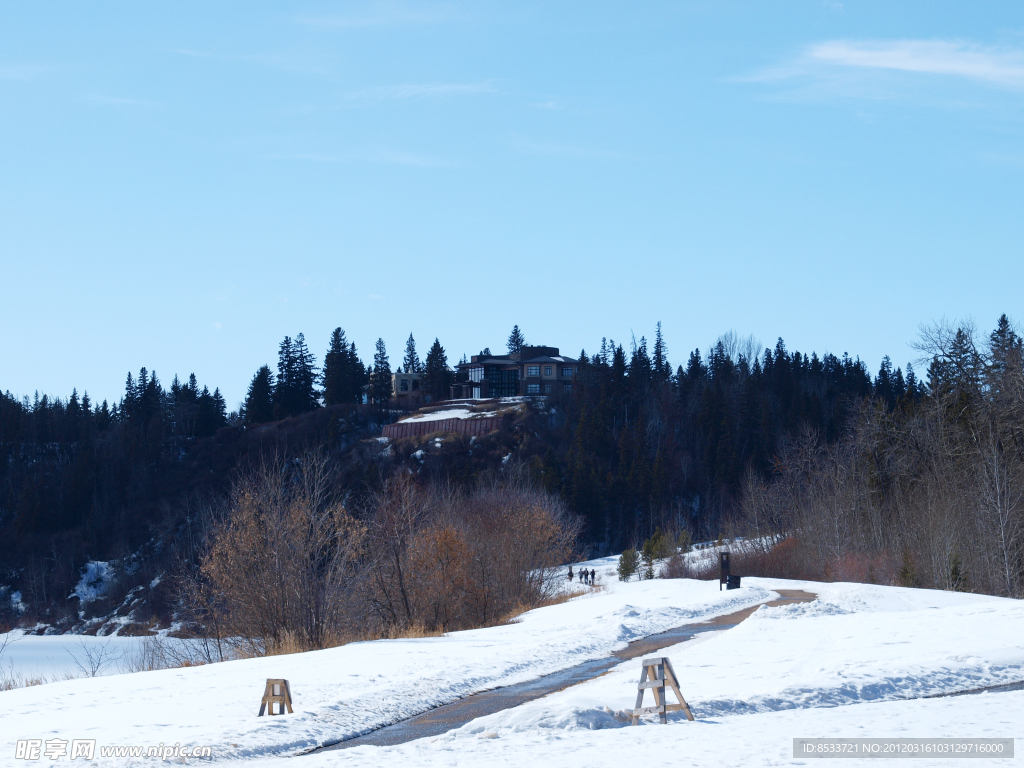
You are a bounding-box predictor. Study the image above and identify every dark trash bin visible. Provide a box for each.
[726,574,741,589]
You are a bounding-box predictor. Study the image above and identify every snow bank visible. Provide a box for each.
[318,690,1024,768]
[400,408,500,423]
[5,565,1024,768]
[296,578,1022,768]
[0,559,769,762]
[72,561,113,604]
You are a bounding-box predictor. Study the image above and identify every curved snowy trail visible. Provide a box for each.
[287,581,1024,768]
[313,590,816,752]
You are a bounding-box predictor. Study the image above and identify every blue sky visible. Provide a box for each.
[2,1,1023,408]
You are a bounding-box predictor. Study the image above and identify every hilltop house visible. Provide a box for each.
[450,346,578,399]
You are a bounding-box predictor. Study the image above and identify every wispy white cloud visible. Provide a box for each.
[272,149,446,167]
[749,39,1024,92]
[510,134,625,160]
[0,64,55,80]
[810,40,1024,87]
[80,92,163,108]
[346,81,497,103]
[169,49,333,76]
[297,3,451,29]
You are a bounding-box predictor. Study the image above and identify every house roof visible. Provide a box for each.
[522,355,578,365]
[462,355,579,367]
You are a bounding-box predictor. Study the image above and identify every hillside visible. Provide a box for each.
[2,560,1022,765]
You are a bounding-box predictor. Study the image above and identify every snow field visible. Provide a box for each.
[0,558,771,764]
[290,577,1023,768]
[3,556,1023,767]
[322,690,1023,768]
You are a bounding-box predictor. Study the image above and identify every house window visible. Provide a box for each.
[562,367,573,377]
[469,367,484,382]
[472,386,481,399]
[543,382,553,394]
[544,365,553,376]
[527,383,540,394]
[400,380,409,391]
[412,379,420,390]
[563,383,573,393]
[526,365,540,377]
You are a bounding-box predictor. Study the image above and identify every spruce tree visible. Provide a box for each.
[875,356,895,410]
[629,336,652,389]
[244,365,275,425]
[905,362,919,399]
[370,338,392,409]
[293,333,319,412]
[322,328,348,406]
[403,333,422,373]
[652,321,670,383]
[274,336,296,419]
[507,325,526,356]
[423,338,451,403]
[348,341,367,403]
[987,314,1022,400]
[195,386,218,437]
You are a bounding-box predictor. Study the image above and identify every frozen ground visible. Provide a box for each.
[2,557,1022,766]
[0,557,769,763]
[0,633,170,681]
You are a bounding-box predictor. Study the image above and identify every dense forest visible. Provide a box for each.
[1,315,1021,637]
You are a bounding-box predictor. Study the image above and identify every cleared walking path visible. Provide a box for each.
[309,589,816,753]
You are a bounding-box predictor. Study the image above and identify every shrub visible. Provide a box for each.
[659,552,691,579]
[365,471,580,634]
[617,548,639,581]
[195,451,366,654]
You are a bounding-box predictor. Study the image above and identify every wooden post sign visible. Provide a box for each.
[631,656,694,725]
[258,678,294,716]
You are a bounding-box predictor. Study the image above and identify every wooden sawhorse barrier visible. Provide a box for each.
[258,678,294,716]
[631,656,694,725]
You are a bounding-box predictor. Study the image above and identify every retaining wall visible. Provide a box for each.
[382,415,506,440]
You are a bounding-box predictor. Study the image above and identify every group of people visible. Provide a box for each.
[567,566,597,586]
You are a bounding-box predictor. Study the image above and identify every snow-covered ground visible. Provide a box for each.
[2,557,1022,766]
[0,558,769,763]
[400,407,494,423]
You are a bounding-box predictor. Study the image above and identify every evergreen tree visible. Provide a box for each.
[893,367,907,401]
[629,336,652,390]
[403,333,422,373]
[370,338,392,409]
[244,365,275,425]
[423,338,452,403]
[348,341,367,403]
[905,363,919,399]
[652,321,670,383]
[507,325,526,356]
[273,333,319,417]
[322,328,349,407]
[987,314,1022,399]
[274,336,296,419]
[617,548,640,581]
[195,386,227,438]
[292,333,319,412]
[874,356,896,410]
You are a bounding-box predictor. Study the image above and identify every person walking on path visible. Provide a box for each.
[568,566,574,582]
[590,568,596,585]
